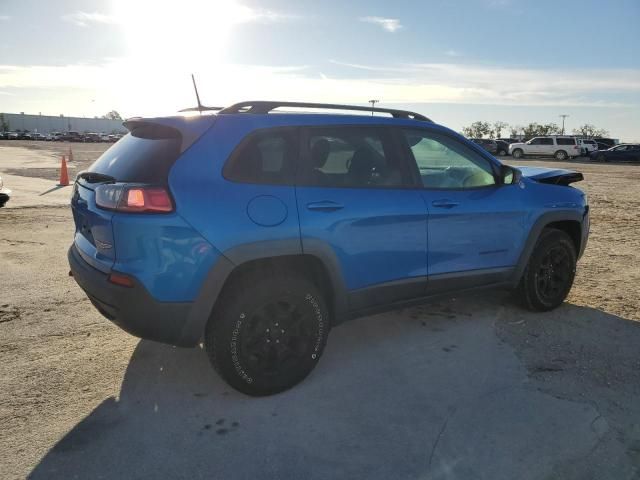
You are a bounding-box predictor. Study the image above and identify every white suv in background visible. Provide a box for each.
[508,136,581,160]
[577,139,598,156]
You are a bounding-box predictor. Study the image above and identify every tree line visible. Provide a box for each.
[461,121,609,139]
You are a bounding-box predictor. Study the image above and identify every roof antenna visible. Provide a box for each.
[192,74,203,115]
[178,74,224,113]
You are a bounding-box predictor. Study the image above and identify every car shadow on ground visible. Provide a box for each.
[30,296,640,480]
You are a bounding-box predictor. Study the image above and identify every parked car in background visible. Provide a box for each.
[83,133,101,143]
[596,142,611,151]
[471,138,498,154]
[495,140,510,156]
[0,131,7,140]
[577,139,598,156]
[18,132,33,140]
[31,133,46,141]
[590,144,640,163]
[509,136,581,160]
[68,100,589,396]
[7,132,19,140]
[594,138,619,148]
[59,131,83,142]
[0,175,10,208]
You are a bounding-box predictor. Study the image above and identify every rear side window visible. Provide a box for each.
[224,129,297,185]
[89,125,181,183]
[557,138,576,145]
[299,127,411,188]
[540,138,554,145]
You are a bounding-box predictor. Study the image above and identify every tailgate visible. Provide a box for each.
[71,182,116,273]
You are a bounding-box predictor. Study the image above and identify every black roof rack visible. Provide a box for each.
[218,101,431,122]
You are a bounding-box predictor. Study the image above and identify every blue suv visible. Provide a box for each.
[68,101,589,396]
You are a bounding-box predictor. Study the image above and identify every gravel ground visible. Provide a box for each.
[1,142,639,479]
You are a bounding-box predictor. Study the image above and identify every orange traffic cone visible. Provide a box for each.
[58,155,70,186]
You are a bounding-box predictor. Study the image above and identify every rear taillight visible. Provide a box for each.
[95,184,174,213]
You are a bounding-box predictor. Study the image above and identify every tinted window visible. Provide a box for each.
[300,127,410,188]
[557,138,576,145]
[403,130,496,189]
[89,126,181,183]
[540,138,555,145]
[225,129,297,185]
[529,138,542,145]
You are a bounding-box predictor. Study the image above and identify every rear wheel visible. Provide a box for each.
[498,149,507,156]
[554,150,568,161]
[596,153,607,162]
[512,148,524,159]
[205,271,330,396]
[517,229,577,312]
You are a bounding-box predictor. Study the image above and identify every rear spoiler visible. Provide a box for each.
[123,115,217,153]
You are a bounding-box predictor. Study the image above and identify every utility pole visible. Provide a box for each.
[369,99,379,116]
[559,114,569,135]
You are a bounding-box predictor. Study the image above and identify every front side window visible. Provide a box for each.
[300,127,410,188]
[224,129,297,185]
[402,129,496,189]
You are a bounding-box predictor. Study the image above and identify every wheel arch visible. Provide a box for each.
[510,211,584,287]
[178,248,347,346]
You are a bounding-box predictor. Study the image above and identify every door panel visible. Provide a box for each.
[400,128,527,278]
[296,127,427,303]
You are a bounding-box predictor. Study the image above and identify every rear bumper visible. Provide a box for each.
[68,244,196,347]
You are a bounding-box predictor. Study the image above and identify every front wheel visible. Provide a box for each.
[512,148,524,159]
[498,149,507,156]
[205,272,330,396]
[554,150,568,160]
[517,229,577,312]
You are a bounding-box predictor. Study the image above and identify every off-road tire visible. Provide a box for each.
[205,271,330,396]
[554,150,568,160]
[512,148,524,159]
[517,228,577,312]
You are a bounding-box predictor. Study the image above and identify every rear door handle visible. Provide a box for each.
[306,201,344,212]
[431,199,460,209]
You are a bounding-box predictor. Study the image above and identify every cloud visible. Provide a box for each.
[359,16,403,33]
[61,11,119,27]
[445,49,462,57]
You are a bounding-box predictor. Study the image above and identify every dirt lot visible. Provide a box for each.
[1,141,639,479]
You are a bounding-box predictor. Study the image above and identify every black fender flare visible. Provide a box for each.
[509,209,584,286]
[177,239,348,346]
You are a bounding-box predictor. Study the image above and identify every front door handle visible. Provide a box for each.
[431,199,460,209]
[306,201,344,212]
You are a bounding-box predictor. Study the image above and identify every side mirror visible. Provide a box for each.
[500,165,522,185]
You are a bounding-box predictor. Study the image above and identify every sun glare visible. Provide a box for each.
[114,0,252,70]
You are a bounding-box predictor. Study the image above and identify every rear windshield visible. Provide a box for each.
[88,125,181,183]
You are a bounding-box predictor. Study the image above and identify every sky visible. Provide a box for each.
[0,0,639,140]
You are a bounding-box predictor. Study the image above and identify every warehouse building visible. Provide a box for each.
[0,112,126,134]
